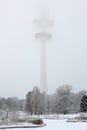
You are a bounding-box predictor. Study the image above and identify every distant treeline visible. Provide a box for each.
[0,85,87,114]
[0,97,25,111]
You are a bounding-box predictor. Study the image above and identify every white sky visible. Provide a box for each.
[0,0,87,99]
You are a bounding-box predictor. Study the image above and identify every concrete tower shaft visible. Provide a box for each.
[40,42,47,93]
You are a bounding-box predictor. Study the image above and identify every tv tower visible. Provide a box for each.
[34,0,54,93]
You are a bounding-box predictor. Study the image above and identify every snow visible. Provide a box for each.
[0,122,39,127]
[6,119,87,130]
[1,114,87,130]
[44,114,79,119]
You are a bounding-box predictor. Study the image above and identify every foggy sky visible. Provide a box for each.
[0,0,87,99]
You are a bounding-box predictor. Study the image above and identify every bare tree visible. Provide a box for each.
[54,85,72,114]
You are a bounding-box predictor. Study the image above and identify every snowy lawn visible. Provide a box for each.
[6,119,87,130]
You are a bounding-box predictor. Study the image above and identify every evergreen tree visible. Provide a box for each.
[80,95,87,112]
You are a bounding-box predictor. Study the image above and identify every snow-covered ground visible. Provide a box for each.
[6,119,87,130]
[1,114,87,130]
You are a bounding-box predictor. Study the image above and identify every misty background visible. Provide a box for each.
[0,0,87,99]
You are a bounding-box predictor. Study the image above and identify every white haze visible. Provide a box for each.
[0,0,87,98]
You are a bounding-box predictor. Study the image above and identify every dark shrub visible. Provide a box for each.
[31,119,43,125]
